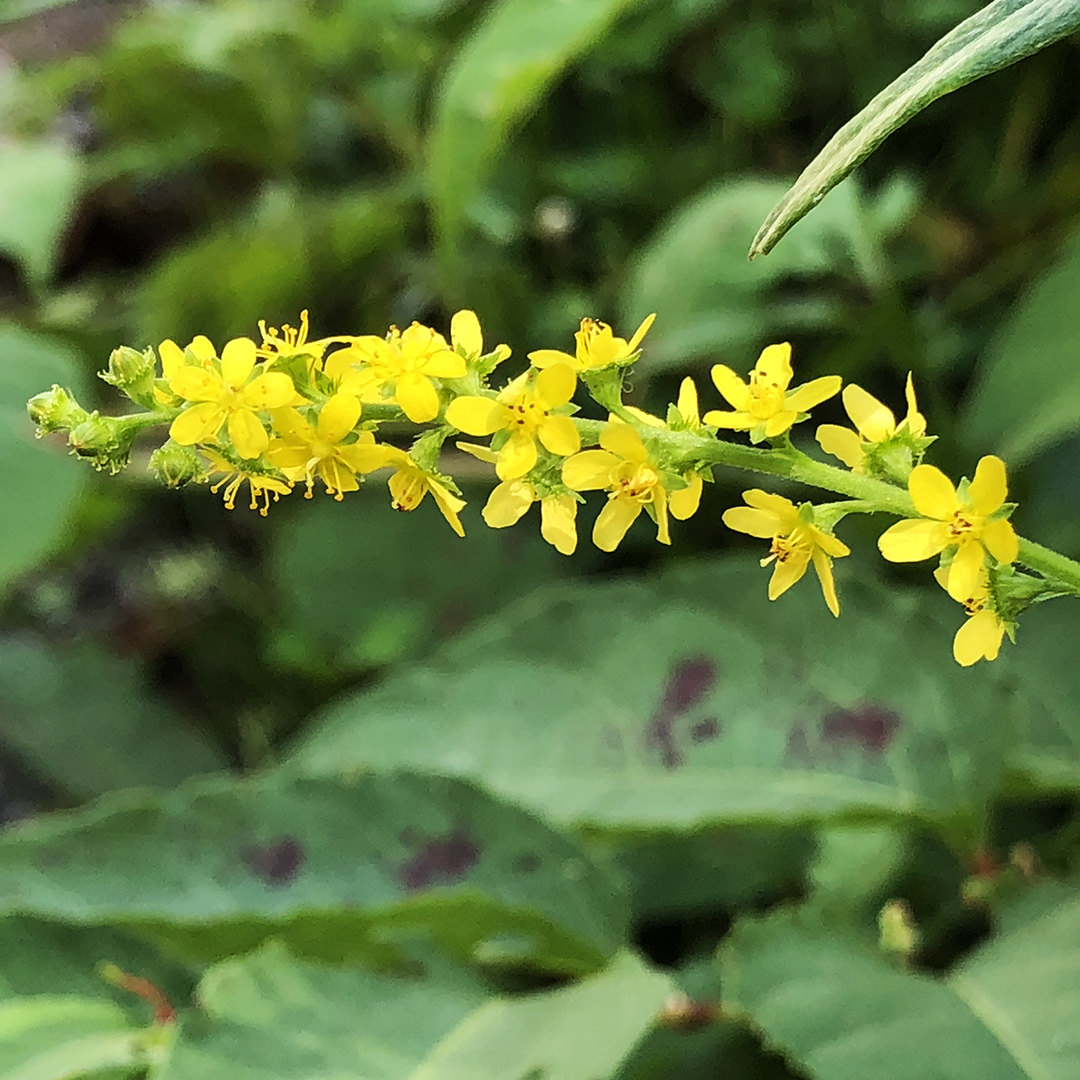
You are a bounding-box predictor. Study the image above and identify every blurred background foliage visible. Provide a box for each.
[0,0,1079,1077]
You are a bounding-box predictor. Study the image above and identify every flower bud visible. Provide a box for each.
[100,346,157,408]
[149,442,206,488]
[68,413,136,475]
[27,385,89,434]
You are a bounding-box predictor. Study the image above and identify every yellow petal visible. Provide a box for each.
[170,367,220,402]
[842,383,895,443]
[169,402,224,445]
[743,490,799,527]
[676,377,699,426]
[242,371,297,411]
[722,506,780,539]
[562,449,617,491]
[764,411,799,437]
[653,487,671,546]
[908,464,958,520]
[982,517,1019,565]
[483,480,535,527]
[427,478,467,537]
[816,424,865,469]
[669,474,702,520]
[189,335,216,362]
[455,440,500,465]
[496,433,538,480]
[754,343,793,390]
[625,312,656,354]
[395,372,440,423]
[811,547,841,616]
[768,545,811,599]
[535,362,577,408]
[954,609,1004,666]
[599,421,646,462]
[446,396,506,435]
[878,518,950,562]
[228,408,270,459]
[420,349,468,379]
[220,337,257,385]
[316,393,362,443]
[621,405,664,428]
[702,409,754,430]
[538,414,580,457]
[710,365,750,410]
[345,442,405,474]
[969,455,1007,516]
[593,497,640,552]
[451,310,483,356]
[159,339,185,379]
[527,348,579,370]
[903,372,927,436]
[811,526,851,559]
[540,495,577,555]
[784,375,842,414]
[946,540,985,602]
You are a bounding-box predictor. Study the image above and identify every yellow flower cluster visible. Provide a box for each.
[65,306,1028,666]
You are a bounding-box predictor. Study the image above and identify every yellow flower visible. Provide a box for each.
[621,377,705,522]
[528,313,655,372]
[450,309,511,366]
[878,456,1019,602]
[445,363,579,480]
[154,335,215,404]
[561,422,669,551]
[266,393,372,500]
[816,373,927,470]
[255,309,347,370]
[703,343,841,442]
[350,443,466,536]
[480,478,579,555]
[934,567,1007,667]
[722,491,850,616]
[168,337,297,459]
[324,322,466,423]
[200,448,291,516]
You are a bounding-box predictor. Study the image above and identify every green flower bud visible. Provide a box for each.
[100,346,158,408]
[27,385,89,434]
[68,413,137,475]
[149,442,207,488]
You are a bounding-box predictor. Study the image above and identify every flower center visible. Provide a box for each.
[947,509,981,541]
[747,371,785,418]
[505,392,545,433]
[391,468,425,511]
[612,462,659,503]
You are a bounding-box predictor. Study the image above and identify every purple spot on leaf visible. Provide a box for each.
[242,837,304,886]
[661,656,718,713]
[821,703,902,755]
[691,717,722,743]
[398,830,480,892]
[514,853,541,874]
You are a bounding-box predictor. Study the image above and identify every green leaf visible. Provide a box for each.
[291,560,1012,834]
[428,0,639,288]
[0,141,82,285]
[721,885,1080,1080]
[0,995,152,1080]
[621,176,897,374]
[152,941,487,1080]
[749,0,1080,258]
[0,325,88,591]
[0,772,627,975]
[408,951,670,1080]
[272,489,567,669]
[961,224,1080,465]
[0,638,225,800]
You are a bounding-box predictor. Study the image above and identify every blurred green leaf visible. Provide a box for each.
[721,884,1080,1080]
[0,772,627,974]
[0,140,81,286]
[152,940,486,1080]
[0,637,225,800]
[750,0,1080,257]
[428,0,640,290]
[622,176,891,373]
[272,488,566,669]
[806,825,907,922]
[292,560,1011,836]
[408,951,670,1080]
[0,326,87,592]
[0,995,147,1080]
[961,224,1080,465]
